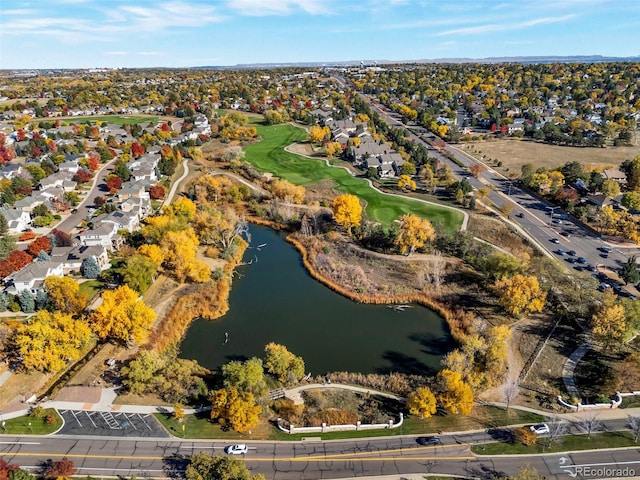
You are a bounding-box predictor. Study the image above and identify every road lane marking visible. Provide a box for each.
[300,443,471,460]
[0,442,40,445]
[0,452,475,462]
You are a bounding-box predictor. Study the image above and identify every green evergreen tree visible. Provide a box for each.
[619,256,640,286]
[19,290,35,313]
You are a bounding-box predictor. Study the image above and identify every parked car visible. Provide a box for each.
[586,264,596,271]
[416,436,441,446]
[530,424,550,435]
[568,250,576,256]
[225,444,248,455]
[577,257,587,264]
[555,249,566,256]
[566,257,576,263]
[552,218,563,224]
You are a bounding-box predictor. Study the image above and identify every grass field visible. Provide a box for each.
[244,124,463,231]
[459,138,640,177]
[473,430,638,455]
[2,409,62,435]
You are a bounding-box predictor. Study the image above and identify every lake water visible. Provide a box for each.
[180,224,454,375]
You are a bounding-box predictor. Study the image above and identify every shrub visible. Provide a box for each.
[514,427,537,446]
[19,231,36,241]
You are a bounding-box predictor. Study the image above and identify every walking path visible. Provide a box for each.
[562,341,592,401]
[283,383,405,405]
[163,158,189,206]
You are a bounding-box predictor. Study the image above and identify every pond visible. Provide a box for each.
[180,224,454,375]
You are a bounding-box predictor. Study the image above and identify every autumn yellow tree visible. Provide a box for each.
[397,174,417,191]
[494,274,546,317]
[264,342,305,384]
[194,175,232,204]
[406,387,437,419]
[163,196,197,221]
[193,206,247,256]
[210,386,262,433]
[436,369,474,415]
[591,291,627,349]
[160,228,211,282]
[43,276,88,316]
[394,214,435,255]
[308,125,330,144]
[332,194,362,234]
[137,244,164,267]
[270,178,306,204]
[325,141,343,158]
[14,310,91,372]
[90,285,157,345]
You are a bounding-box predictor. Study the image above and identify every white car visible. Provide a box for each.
[225,444,248,455]
[530,423,550,435]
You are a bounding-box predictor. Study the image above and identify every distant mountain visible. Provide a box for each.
[193,55,640,69]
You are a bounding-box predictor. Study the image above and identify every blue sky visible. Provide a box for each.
[1,0,639,69]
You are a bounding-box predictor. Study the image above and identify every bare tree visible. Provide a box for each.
[430,251,445,294]
[503,379,519,411]
[546,416,567,447]
[628,415,640,442]
[577,411,602,438]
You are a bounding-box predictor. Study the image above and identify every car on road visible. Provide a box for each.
[416,436,441,446]
[552,218,563,224]
[550,238,560,244]
[516,212,524,218]
[577,257,587,264]
[568,250,576,256]
[555,249,566,256]
[565,257,576,263]
[586,264,596,271]
[530,424,550,435]
[225,444,248,455]
[560,231,571,237]
[600,246,612,253]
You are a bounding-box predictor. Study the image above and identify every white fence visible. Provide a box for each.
[277,413,404,434]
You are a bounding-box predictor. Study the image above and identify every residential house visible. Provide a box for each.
[0,206,31,233]
[5,261,64,294]
[0,163,23,180]
[602,168,628,186]
[77,222,122,251]
[93,210,139,233]
[50,244,109,274]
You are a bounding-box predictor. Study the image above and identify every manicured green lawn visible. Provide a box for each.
[2,409,62,435]
[155,412,251,440]
[243,124,463,231]
[78,280,104,301]
[473,430,638,455]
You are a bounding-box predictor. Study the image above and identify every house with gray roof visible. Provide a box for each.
[0,206,31,233]
[77,222,122,251]
[5,261,64,294]
[50,244,109,274]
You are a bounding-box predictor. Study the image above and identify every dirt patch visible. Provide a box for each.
[0,370,52,412]
[53,385,102,403]
[460,139,640,176]
[467,211,538,259]
[287,142,315,157]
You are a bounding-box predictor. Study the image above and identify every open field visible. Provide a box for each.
[244,124,464,231]
[460,139,640,176]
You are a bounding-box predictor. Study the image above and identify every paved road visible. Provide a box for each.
[1,426,640,479]
[54,157,118,234]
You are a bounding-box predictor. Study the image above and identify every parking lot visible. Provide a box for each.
[57,409,169,437]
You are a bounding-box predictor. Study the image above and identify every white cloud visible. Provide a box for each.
[227,0,329,16]
[436,14,577,36]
